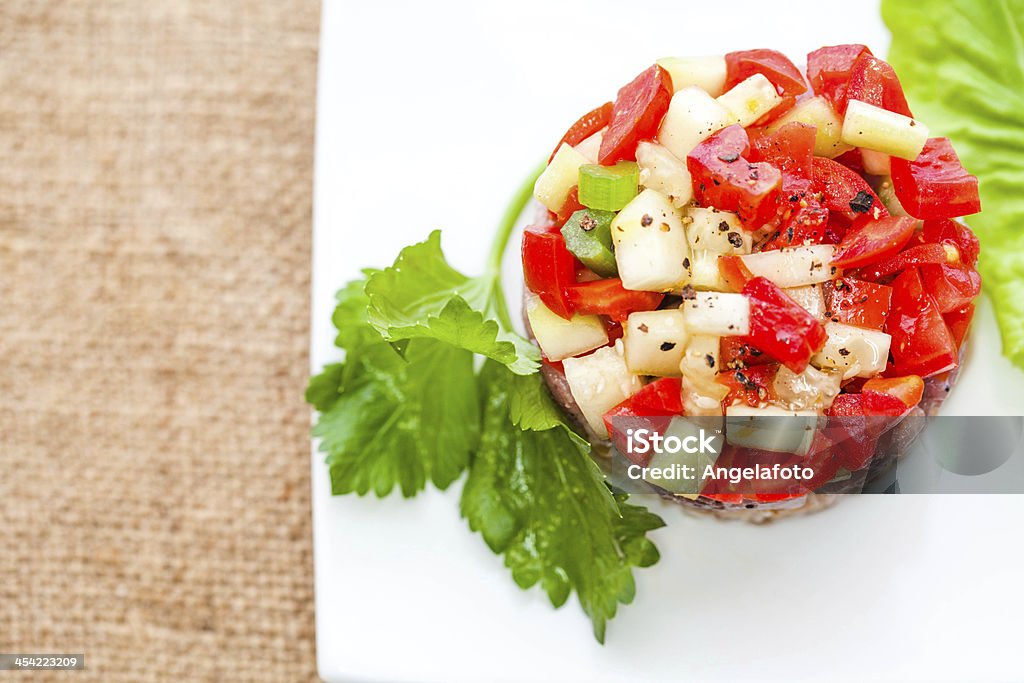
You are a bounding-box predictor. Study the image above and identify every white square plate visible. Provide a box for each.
[312,2,1024,680]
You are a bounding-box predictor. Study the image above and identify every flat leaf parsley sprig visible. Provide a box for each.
[307,166,665,642]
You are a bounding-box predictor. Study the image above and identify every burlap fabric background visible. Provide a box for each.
[0,2,320,680]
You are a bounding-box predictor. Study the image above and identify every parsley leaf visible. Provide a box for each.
[365,231,540,375]
[461,361,665,643]
[884,0,1024,365]
[310,278,480,497]
[308,165,666,641]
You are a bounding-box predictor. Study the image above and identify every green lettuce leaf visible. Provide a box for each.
[365,231,540,375]
[461,361,665,643]
[884,0,1024,365]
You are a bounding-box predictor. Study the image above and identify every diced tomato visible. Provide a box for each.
[886,268,959,377]
[749,122,816,190]
[832,215,916,268]
[823,277,892,330]
[919,263,981,314]
[944,303,975,350]
[923,218,980,267]
[844,53,913,116]
[834,148,864,173]
[856,242,951,281]
[603,317,624,343]
[825,391,905,470]
[761,198,830,250]
[566,278,663,322]
[810,157,888,225]
[549,102,613,163]
[798,431,847,491]
[554,187,585,226]
[607,377,683,418]
[522,229,577,319]
[742,277,827,373]
[716,362,780,407]
[725,49,808,99]
[718,254,755,291]
[603,377,683,464]
[598,65,673,165]
[700,444,806,503]
[806,44,873,107]
[890,138,981,219]
[541,357,565,374]
[863,375,925,410]
[687,124,782,227]
[719,337,772,369]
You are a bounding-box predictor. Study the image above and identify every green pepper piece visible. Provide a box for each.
[561,209,618,278]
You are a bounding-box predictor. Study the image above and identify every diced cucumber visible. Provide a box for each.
[534,143,588,213]
[656,56,728,96]
[740,245,840,288]
[725,405,820,455]
[561,209,617,277]
[717,73,783,127]
[611,189,692,292]
[860,148,891,176]
[841,100,929,161]
[657,86,732,160]
[783,284,826,321]
[574,130,603,164]
[642,416,722,497]
[772,364,842,411]
[636,141,692,208]
[562,343,644,438]
[680,291,751,336]
[525,293,609,362]
[579,161,639,211]
[680,334,728,416]
[686,207,751,253]
[623,309,689,377]
[767,96,851,158]
[685,207,751,291]
[811,321,891,379]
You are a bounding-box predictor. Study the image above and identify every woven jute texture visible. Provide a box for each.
[0,2,320,680]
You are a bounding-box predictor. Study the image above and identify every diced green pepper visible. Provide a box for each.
[578,162,639,211]
[561,209,617,277]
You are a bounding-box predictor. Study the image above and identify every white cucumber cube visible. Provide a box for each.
[562,344,644,438]
[685,207,751,290]
[656,55,728,96]
[525,293,608,362]
[717,73,783,127]
[636,141,692,208]
[680,334,728,416]
[680,291,750,337]
[725,405,820,455]
[841,100,929,161]
[611,189,692,292]
[783,284,826,321]
[772,364,843,411]
[574,129,603,165]
[644,416,723,497]
[623,309,689,377]
[811,321,892,379]
[534,142,588,212]
[767,95,851,158]
[740,245,840,288]
[657,86,732,160]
